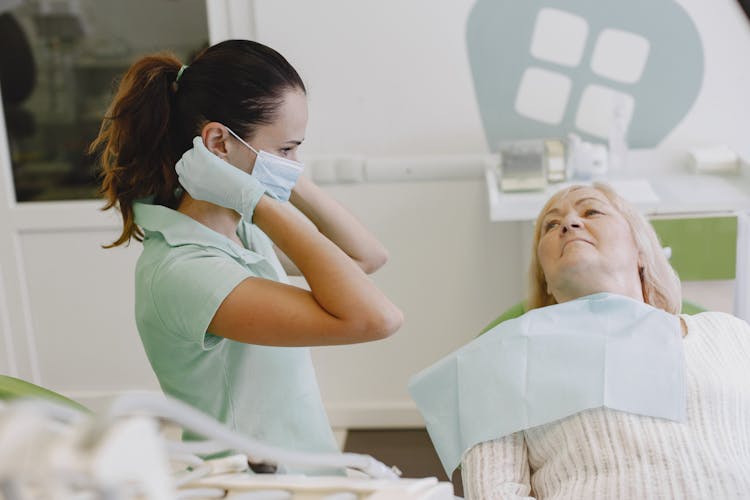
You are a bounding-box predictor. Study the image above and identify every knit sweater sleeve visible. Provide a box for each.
[461,432,535,500]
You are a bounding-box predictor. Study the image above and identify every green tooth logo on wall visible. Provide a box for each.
[467,0,704,149]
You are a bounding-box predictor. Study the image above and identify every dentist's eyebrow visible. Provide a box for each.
[284,139,304,145]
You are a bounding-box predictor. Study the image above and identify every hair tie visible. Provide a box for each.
[176,64,189,82]
[172,64,189,93]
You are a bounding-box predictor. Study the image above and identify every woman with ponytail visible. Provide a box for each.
[90,40,403,462]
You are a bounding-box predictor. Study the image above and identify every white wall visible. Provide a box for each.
[307,181,524,426]
[675,0,750,160]
[256,0,486,156]
[3,0,749,427]
[256,0,750,158]
[249,0,750,425]
[254,0,524,425]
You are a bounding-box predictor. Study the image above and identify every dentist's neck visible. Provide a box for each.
[178,193,242,239]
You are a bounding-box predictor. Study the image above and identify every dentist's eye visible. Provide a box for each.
[279,148,292,157]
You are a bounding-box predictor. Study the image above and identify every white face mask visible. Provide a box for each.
[226,127,304,202]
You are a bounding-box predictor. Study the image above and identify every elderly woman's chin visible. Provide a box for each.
[560,242,598,261]
[554,251,606,279]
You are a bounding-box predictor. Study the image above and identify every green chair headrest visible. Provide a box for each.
[0,375,90,413]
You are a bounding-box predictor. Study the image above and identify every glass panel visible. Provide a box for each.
[0,0,209,202]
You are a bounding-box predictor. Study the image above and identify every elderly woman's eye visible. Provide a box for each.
[544,220,559,232]
[584,208,603,216]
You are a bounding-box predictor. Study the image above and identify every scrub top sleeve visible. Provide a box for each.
[151,249,254,349]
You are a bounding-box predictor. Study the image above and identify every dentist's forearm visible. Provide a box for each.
[253,196,402,337]
[289,175,388,274]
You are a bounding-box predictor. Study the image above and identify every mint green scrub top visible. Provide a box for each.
[133,202,338,460]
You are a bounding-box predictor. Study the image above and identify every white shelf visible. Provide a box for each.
[486,150,750,222]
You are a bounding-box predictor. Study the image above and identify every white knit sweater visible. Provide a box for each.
[461,312,750,500]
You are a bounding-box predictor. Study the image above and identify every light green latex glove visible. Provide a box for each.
[176,136,266,222]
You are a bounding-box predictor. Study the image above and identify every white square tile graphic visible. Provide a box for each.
[590,29,651,84]
[515,67,572,125]
[530,8,589,67]
[575,85,634,139]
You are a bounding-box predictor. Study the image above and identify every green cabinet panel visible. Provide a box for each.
[650,217,736,281]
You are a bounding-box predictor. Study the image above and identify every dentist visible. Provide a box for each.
[90,39,403,463]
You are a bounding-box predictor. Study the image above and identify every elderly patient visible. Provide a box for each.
[412,183,750,500]
[465,183,750,499]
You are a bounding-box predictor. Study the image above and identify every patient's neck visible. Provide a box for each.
[550,277,644,305]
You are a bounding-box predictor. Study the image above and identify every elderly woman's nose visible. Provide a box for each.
[561,214,582,233]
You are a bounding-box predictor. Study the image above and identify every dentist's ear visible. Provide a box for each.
[201,122,230,159]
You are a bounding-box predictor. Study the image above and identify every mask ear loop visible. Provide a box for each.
[225,127,260,155]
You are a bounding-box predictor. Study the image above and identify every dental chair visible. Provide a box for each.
[0,374,89,412]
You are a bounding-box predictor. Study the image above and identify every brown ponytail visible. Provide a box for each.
[90,53,182,247]
[90,40,306,247]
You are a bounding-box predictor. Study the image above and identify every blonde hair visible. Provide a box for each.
[527,183,682,314]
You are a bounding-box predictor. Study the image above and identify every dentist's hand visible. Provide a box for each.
[176,136,267,221]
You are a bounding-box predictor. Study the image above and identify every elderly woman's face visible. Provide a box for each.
[537,187,643,302]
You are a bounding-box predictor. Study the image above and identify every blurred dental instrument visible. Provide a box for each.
[0,393,453,499]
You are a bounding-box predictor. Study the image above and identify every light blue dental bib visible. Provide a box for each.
[408,293,686,475]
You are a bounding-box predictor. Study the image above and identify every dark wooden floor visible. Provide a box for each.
[343,428,463,497]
